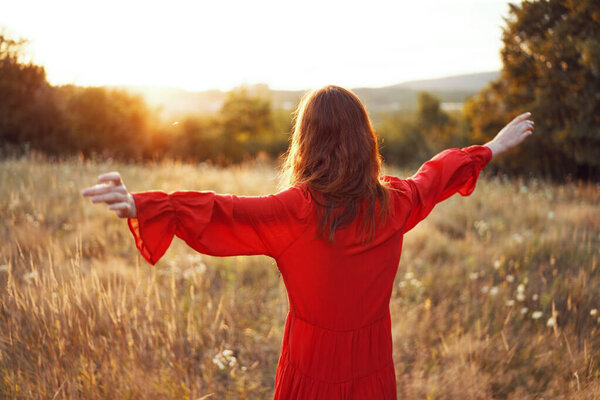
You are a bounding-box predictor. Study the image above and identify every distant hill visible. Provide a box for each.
[114,71,499,121]
[393,71,499,92]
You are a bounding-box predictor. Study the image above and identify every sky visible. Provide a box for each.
[1,0,512,92]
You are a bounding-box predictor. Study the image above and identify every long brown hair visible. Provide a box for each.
[282,85,391,243]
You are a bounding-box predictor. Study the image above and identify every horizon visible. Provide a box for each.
[104,69,499,93]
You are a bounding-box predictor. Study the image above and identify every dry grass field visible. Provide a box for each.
[1,153,599,399]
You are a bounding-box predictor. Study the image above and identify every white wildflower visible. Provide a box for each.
[23,270,38,281]
[516,292,526,302]
[520,307,529,315]
[547,211,555,219]
[506,299,515,307]
[474,220,489,236]
[493,260,501,270]
[469,272,479,280]
[546,317,556,327]
[512,233,524,244]
[517,284,525,293]
[532,294,539,301]
[404,272,414,280]
[25,213,39,227]
[195,262,207,274]
[212,358,225,370]
[532,311,543,320]
[410,278,422,288]
[212,349,237,370]
[183,268,194,280]
[481,286,490,294]
[490,286,499,296]
[590,309,598,317]
[183,264,207,280]
[506,274,515,283]
[398,281,407,288]
[8,198,20,210]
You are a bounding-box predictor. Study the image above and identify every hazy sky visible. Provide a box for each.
[2,0,511,91]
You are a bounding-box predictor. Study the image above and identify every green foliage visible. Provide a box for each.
[57,85,151,159]
[377,93,469,167]
[0,31,155,160]
[416,91,469,153]
[464,0,600,180]
[0,33,67,154]
[167,87,292,164]
[170,115,220,162]
[377,110,429,167]
[219,87,275,163]
[0,29,466,168]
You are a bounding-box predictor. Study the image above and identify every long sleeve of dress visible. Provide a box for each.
[126,187,310,265]
[395,144,493,234]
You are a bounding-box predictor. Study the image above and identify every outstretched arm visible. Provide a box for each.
[397,111,535,233]
[484,112,534,160]
[82,174,309,264]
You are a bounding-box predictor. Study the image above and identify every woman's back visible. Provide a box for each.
[273,185,403,398]
[274,145,492,398]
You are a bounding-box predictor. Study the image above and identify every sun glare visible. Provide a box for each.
[2,0,508,91]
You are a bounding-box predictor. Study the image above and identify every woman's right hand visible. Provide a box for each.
[81,171,137,219]
[485,112,534,159]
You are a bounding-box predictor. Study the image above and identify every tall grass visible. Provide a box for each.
[1,153,598,399]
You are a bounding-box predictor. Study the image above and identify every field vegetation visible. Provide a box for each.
[1,154,598,399]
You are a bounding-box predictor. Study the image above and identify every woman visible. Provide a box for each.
[82,86,534,399]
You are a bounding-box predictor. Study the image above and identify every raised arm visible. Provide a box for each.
[396,112,534,233]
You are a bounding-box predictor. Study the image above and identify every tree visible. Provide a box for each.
[218,87,274,162]
[171,114,219,162]
[57,85,150,159]
[0,31,67,155]
[376,109,430,167]
[416,91,455,152]
[464,0,600,180]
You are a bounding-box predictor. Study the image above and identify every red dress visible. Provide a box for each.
[127,145,492,399]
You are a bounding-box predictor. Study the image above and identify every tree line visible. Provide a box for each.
[1,0,598,180]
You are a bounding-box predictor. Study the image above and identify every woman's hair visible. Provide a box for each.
[282,85,391,243]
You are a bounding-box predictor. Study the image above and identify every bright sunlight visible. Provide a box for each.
[1,0,508,91]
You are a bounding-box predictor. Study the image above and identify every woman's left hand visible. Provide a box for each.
[81,171,137,218]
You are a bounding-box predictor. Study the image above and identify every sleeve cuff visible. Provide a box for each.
[127,217,157,265]
[126,191,178,266]
[464,144,493,169]
[456,145,493,197]
[126,190,217,265]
